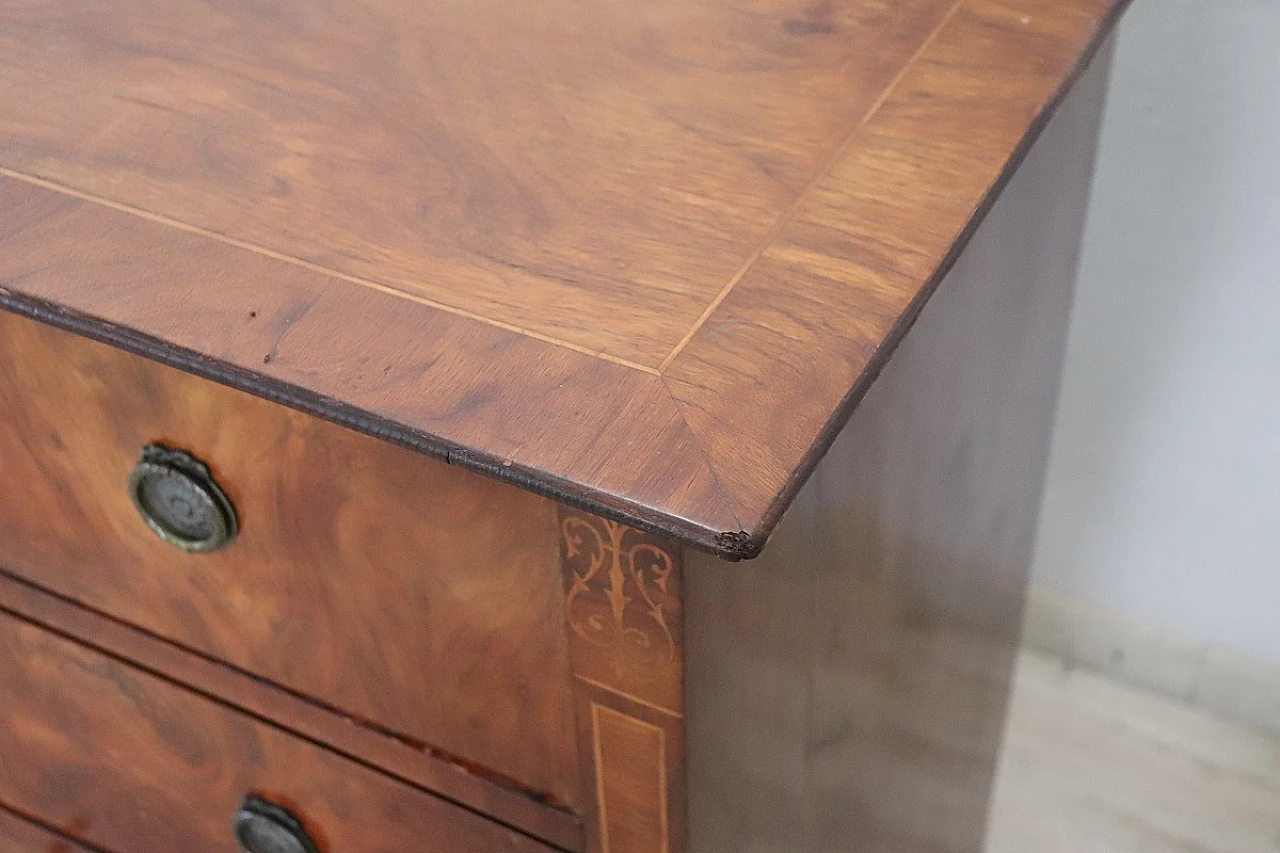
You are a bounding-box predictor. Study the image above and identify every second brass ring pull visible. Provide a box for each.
[233,795,320,853]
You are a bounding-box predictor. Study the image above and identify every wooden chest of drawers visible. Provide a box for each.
[0,0,1130,851]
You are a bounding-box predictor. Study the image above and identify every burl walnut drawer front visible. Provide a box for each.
[0,611,557,853]
[0,311,579,806]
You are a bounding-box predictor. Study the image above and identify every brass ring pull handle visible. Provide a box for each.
[233,795,320,853]
[127,444,238,553]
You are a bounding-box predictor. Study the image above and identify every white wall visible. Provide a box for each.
[1032,0,1280,664]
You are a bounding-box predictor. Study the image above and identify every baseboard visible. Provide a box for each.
[1020,585,1280,736]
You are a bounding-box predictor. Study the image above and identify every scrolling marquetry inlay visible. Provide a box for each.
[563,515,678,665]
[559,508,686,853]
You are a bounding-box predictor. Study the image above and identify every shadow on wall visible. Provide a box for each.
[1033,0,1280,664]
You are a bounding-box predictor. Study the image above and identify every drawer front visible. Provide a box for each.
[0,311,578,804]
[0,612,558,853]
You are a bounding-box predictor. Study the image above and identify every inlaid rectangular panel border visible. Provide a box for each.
[592,704,669,853]
[559,509,687,853]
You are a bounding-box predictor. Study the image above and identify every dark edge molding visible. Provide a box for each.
[0,289,740,559]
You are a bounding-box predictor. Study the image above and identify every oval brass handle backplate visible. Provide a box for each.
[127,444,238,553]
[233,796,320,853]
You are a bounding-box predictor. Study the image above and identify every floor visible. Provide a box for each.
[987,650,1280,853]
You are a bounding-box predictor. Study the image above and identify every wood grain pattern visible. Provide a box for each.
[559,510,686,853]
[0,0,1130,557]
[664,0,1131,531]
[0,0,959,366]
[0,184,743,553]
[592,707,670,853]
[0,806,96,853]
[683,43,1111,853]
[0,611,558,853]
[0,570,582,852]
[0,311,580,807]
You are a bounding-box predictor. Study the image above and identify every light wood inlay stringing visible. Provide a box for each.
[560,510,687,853]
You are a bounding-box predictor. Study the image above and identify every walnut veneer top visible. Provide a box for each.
[0,0,1127,557]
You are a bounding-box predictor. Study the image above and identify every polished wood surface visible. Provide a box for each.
[663,0,1127,533]
[0,312,579,807]
[683,43,1111,853]
[0,0,1131,556]
[559,510,686,853]
[0,190,742,554]
[0,806,95,853]
[0,0,961,366]
[0,611,558,853]
[0,570,582,852]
